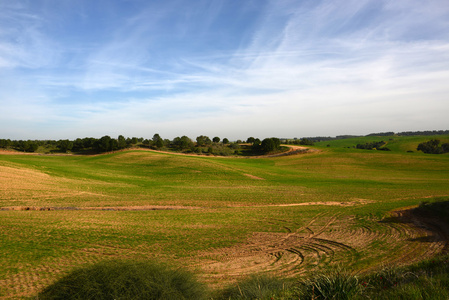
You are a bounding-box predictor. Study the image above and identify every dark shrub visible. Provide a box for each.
[38,260,207,300]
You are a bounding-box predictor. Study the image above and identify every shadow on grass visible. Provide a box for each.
[379,198,449,251]
[38,260,208,300]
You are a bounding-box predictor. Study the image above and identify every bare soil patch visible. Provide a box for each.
[0,205,201,211]
[1,204,448,297]
[193,206,449,286]
[194,213,351,284]
[0,145,318,160]
[243,174,265,180]
[101,145,318,159]
[228,200,374,208]
[0,165,71,204]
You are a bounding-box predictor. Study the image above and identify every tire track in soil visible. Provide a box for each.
[197,208,449,285]
[197,212,357,282]
[372,210,448,268]
[3,207,448,297]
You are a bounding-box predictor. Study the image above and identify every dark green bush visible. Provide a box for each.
[38,260,207,300]
[417,139,449,154]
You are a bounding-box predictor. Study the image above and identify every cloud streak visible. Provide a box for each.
[0,0,448,140]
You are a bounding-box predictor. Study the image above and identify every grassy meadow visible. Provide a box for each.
[1,135,449,298]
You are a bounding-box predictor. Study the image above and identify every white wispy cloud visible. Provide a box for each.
[1,0,448,139]
[0,3,60,69]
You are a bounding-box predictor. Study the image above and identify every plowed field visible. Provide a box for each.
[1,147,449,298]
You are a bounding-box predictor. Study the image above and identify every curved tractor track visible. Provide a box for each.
[1,207,447,297]
[198,213,358,281]
[197,208,449,284]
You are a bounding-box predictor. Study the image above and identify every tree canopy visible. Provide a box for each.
[196,135,212,147]
[417,139,449,154]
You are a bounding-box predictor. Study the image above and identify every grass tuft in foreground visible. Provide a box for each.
[215,274,294,299]
[293,254,449,300]
[38,260,208,300]
[296,268,360,300]
[359,254,449,300]
[37,254,449,299]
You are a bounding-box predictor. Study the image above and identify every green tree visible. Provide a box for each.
[96,135,112,152]
[230,142,240,149]
[26,141,39,152]
[57,139,73,152]
[155,138,164,148]
[82,137,96,149]
[173,136,193,150]
[152,133,164,148]
[272,137,281,149]
[251,138,261,152]
[196,135,211,147]
[110,139,119,151]
[213,136,220,143]
[417,139,448,154]
[299,138,314,146]
[222,138,229,144]
[72,138,84,151]
[16,140,39,152]
[153,133,161,143]
[259,138,281,154]
[261,138,276,153]
[117,135,127,149]
[442,143,449,153]
[0,139,11,148]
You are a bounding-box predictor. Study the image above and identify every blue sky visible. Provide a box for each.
[1,0,448,140]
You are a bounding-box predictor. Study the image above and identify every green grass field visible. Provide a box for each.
[315,134,449,152]
[1,135,448,298]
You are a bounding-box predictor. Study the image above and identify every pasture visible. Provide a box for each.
[1,136,449,298]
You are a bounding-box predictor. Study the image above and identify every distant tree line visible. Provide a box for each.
[356,141,390,151]
[68,136,146,153]
[3,130,448,156]
[0,139,42,152]
[417,139,449,154]
[366,130,449,137]
[397,130,449,136]
[301,130,449,142]
[365,130,449,137]
[366,132,395,137]
[282,138,315,146]
[298,135,363,143]
[0,134,253,155]
[300,137,334,142]
[0,136,145,153]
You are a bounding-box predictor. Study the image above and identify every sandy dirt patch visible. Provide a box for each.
[243,174,265,180]
[0,205,201,211]
[192,207,449,286]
